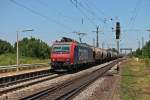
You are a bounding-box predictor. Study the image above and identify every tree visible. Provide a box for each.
[14,37,50,59]
[134,40,150,58]
[142,41,150,58]
[109,48,118,53]
[135,48,142,57]
[0,39,14,54]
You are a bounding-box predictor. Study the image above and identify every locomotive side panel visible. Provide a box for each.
[77,44,94,64]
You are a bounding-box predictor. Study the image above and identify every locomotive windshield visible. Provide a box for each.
[52,44,70,53]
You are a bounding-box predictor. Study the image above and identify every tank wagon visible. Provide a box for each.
[50,37,118,71]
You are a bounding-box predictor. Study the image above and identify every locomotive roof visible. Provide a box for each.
[78,43,91,47]
[53,41,75,45]
[53,42,90,48]
[53,37,79,45]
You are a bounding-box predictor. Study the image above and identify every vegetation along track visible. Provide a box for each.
[22,59,123,100]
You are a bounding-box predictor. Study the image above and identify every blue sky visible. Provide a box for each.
[0,0,150,50]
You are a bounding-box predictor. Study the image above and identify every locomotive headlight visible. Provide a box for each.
[52,59,55,61]
[66,58,70,62]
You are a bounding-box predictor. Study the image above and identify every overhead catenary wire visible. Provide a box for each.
[70,0,118,48]
[80,0,118,44]
[70,0,96,26]
[118,0,142,49]
[85,0,115,23]
[77,0,105,23]
[128,0,142,30]
[37,0,77,23]
[10,0,72,31]
[86,0,106,17]
[80,0,112,32]
[78,0,117,34]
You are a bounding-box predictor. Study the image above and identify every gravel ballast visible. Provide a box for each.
[0,61,113,100]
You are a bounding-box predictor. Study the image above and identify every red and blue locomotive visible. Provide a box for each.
[50,37,117,71]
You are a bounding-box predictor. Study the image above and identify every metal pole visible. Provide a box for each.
[147,30,150,40]
[92,26,100,48]
[17,31,19,71]
[102,41,104,49]
[142,36,144,48]
[117,39,119,54]
[138,40,141,49]
[93,38,95,47]
[16,29,33,71]
[96,26,99,48]
[79,37,82,43]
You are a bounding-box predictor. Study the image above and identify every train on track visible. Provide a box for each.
[50,37,119,71]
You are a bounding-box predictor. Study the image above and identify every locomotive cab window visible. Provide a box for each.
[62,46,69,51]
[52,44,70,53]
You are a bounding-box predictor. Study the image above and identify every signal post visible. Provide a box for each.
[116,22,121,54]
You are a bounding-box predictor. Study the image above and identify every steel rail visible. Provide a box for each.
[0,63,49,72]
[56,60,120,100]
[22,59,123,100]
[0,69,51,87]
[0,73,65,95]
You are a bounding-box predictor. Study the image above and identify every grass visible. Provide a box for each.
[0,53,50,66]
[121,58,150,100]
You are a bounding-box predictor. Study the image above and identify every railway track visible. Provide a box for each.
[0,73,64,96]
[21,59,123,100]
[0,69,51,88]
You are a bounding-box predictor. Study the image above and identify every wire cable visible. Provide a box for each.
[37,0,77,23]
[10,0,72,30]
[85,0,114,23]
[128,0,142,30]
[70,0,96,26]
[77,1,105,23]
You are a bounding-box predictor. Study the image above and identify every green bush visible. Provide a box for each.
[0,39,14,54]
[0,53,50,65]
[0,37,50,59]
[14,37,50,59]
[134,40,150,58]
[144,58,150,67]
[0,53,16,65]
